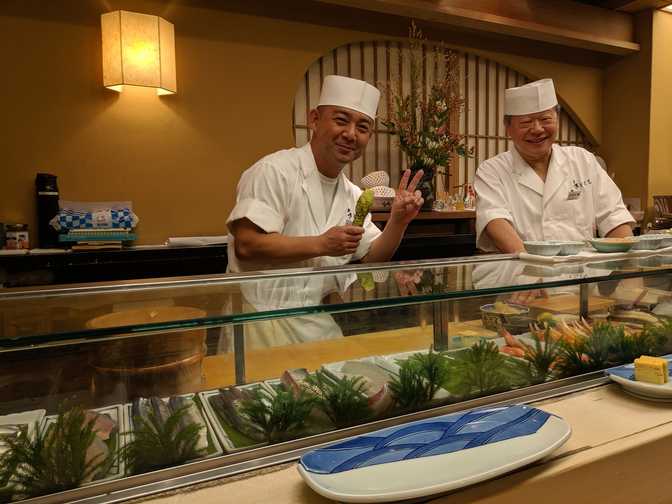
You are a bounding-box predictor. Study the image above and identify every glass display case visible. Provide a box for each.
[1,252,672,503]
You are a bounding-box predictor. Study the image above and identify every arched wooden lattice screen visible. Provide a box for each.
[293,41,592,193]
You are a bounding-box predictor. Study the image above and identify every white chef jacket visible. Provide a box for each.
[227,143,382,272]
[215,273,357,352]
[475,145,634,252]
[240,273,356,349]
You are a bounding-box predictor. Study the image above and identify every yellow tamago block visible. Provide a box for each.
[634,355,669,385]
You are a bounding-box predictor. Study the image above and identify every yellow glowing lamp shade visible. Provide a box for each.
[101,10,176,95]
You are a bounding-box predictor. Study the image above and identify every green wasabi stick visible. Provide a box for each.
[353,189,374,226]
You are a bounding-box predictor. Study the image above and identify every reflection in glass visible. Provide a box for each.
[1,255,672,501]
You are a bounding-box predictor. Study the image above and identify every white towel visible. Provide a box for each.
[0,249,29,256]
[166,235,228,247]
[29,248,71,255]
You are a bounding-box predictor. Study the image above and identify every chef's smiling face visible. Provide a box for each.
[506,108,558,162]
[309,106,373,174]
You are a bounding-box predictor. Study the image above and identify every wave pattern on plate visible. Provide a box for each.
[300,405,551,474]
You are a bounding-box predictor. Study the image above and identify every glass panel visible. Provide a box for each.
[2,254,672,348]
[2,266,672,501]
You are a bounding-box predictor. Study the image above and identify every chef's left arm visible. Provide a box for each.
[605,223,633,238]
[361,169,424,263]
[591,153,635,238]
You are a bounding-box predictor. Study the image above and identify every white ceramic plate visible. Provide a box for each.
[321,357,395,387]
[606,355,672,401]
[0,409,46,457]
[298,404,570,503]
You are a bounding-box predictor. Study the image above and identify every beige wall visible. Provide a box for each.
[0,0,604,245]
[649,10,672,205]
[601,12,653,205]
[602,9,672,215]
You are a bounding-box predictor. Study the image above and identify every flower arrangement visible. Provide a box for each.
[382,22,472,207]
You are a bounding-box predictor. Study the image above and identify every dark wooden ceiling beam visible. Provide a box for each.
[616,0,672,12]
[577,0,671,11]
[311,0,640,55]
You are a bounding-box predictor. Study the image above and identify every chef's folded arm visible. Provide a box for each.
[475,168,524,254]
[482,218,526,254]
[226,162,324,265]
[229,219,324,264]
[592,159,635,238]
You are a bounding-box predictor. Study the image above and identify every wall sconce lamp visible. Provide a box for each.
[101,10,176,95]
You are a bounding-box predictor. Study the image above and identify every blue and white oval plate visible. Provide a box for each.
[298,404,570,503]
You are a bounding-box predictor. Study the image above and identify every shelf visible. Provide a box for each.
[371,210,476,222]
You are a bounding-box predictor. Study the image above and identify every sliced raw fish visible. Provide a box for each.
[331,367,393,417]
[150,397,172,426]
[83,435,109,483]
[365,382,394,416]
[210,387,266,442]
[131,397,151,426]
[169,396,209,454]
[339,361,391,388]
[281,368,311,396]
[84,411,116,441]
[279,370,333,426]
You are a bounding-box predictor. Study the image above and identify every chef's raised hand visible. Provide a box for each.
[320,225,364,256]
[390,169,424,226]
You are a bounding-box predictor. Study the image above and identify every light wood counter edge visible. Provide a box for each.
[132,383,672,504]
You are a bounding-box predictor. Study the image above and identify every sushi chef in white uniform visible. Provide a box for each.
[475,78,634,254]
[227,75,424,273]
[221,76,423,350]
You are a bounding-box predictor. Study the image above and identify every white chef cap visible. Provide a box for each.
[504,78,558,116]
[317,75,380,120]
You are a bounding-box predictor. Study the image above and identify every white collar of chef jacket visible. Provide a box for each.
[298,142,348,185]
[509,143,568,176]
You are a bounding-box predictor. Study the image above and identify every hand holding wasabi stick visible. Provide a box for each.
[320,189,374,258]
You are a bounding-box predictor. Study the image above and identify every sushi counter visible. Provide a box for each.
[139,382,672,504]
[0,251,672,503]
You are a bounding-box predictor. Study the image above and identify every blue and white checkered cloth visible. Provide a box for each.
[50,208,138,231]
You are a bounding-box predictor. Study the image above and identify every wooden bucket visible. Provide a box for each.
[86,306,206,398]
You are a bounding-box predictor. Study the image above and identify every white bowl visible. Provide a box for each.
[523,241,563,256]
[549,240,585,256]
[631,235,666,250]
[588,237,636,253]
[657,235,672,248]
